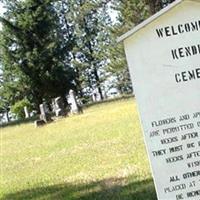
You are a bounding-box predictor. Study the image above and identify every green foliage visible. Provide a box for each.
[66,0,112,100]
[107,0,176,95]
[0,0,75,110]
[145,0,175,15]
[11,99,32,119]
[113,0,149,34]
[0,0,176,115]
[106,0,148,95]
[0,0,115,109]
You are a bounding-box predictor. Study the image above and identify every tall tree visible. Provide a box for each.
[0,0,75,110]
[66,0,111,101]
[107,0,148,95]
[108,0,176,95]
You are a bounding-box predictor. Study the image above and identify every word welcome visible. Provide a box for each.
[156,20,200,38]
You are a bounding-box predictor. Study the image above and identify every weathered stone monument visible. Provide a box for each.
[92,92,98,102]
[118,0,200,199]
[43,101,50,113]
[92,89,102,102]
[53,97,66,117]
[68,89,82,114]
[39,103,52,123]
[24,106,30,119]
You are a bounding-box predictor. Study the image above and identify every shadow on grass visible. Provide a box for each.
[2,177,156,200]
[0,116,39,128]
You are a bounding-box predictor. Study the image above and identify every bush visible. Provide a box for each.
[11,100,32,120]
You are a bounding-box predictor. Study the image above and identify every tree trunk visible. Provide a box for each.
[116,75,123,95]
[33,92,43,114]
[74,67,84,99]
[5,111,10,122]
[146,0,163,15]
[93,66,104,100]
[146,0,156,15]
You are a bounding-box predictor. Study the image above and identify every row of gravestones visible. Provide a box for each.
[34,89,82,127]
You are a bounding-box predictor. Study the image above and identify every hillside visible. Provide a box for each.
[0,98,156,200]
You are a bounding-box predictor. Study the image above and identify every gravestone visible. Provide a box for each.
[92,89,102,102]
[39,103,52,123]
[68,89,82,114]
[119,0,200,200]
[24,106,30,118]
[54,97,66,117]
[43,101,50,113]
[92,92,97,102]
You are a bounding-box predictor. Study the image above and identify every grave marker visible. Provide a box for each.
[39,103,52,123]
[118,0,200,199]
[54,97,66,117]
[24,106,30,119]
[68,89,82,114]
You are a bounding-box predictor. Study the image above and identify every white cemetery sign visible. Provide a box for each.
[118,0,200,199]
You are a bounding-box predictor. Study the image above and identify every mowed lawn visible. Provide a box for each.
[0,98,156,200]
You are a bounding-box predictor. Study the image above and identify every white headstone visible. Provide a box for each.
[39,104,46,116]
[68,89,79,114]
[92,92,97,102]
[92,89,101,102]
[119,0,200,200]
[43,102,50,113]
[39,103,52,123]
[54,97,65,117]
[24,106,30,118]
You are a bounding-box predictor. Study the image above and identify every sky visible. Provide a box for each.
[0,2,118,27]
[0,2,5,15]
[0,2,5,29]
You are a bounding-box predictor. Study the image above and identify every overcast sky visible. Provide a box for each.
[0,2,117,29]
[0,2,5,29]
[0,2,5,15]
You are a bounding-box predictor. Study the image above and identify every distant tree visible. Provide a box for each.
[0,64,21,122]
[108,0,176,95]
[0,98,10,122]
[107,0,148,95]
[66,0,112,101]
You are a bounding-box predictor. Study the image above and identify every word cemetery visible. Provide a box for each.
[119,0,200,199]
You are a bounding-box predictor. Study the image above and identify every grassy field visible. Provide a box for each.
[0,98,156,200]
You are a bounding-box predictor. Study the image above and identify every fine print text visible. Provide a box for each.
[149,111,200,199]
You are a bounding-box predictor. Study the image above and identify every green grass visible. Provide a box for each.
[0,98,156,200]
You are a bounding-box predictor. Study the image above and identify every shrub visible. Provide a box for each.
[11,100,32,120]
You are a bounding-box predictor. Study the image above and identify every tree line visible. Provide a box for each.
[0,0,175,121]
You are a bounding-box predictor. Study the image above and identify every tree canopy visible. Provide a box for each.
[0,0,176,121]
